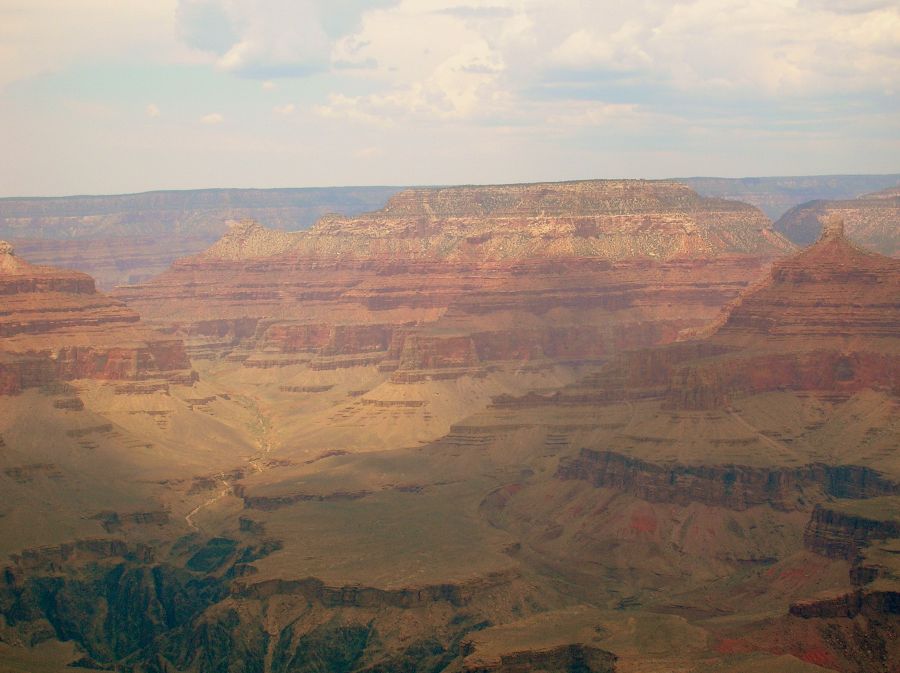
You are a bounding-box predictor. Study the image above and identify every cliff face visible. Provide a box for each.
[272,179,790,261]
[551,219,900,408]
[557,450,899,512]
[461,209,900,665]
[803,504,900,561]
[775,186,900,256]
[697,218,900,398]
[0,241,192,394]
[119,180,792,381]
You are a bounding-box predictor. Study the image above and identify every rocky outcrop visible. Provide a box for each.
[0,241,193,393]
[803,504,900,560]
[775,186,900,256]
[232,568,520,608]
[5,538,152,574]
[118,180,792,379]
[540,218,900,410]
[789,589,900,619]
[558,449,899,511]
[462,643,617,673]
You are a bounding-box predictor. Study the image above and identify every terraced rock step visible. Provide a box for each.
[558,449,899,511]
[118,180,792,382]
[803,503,900,560]
[0,241,193,394]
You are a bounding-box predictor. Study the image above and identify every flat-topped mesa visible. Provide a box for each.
[303,180,793,260]
[171,181,792,265]
[0,246,193,394]
[117,180,794,372]
[120,179,794,372]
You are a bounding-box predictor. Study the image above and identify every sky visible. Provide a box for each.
[0,0,898,196]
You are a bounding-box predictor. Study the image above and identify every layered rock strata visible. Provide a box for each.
[0,241,193,394]
[118,180,793,380]
[558,449,899,512]
[521,218,900,412]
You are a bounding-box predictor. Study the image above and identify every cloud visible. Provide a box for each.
[3,0,899,195]
[176,0,398,78]
[177,0,236,54]
[540,0,900,97]
[146,103,161,117]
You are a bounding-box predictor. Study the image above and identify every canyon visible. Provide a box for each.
[682,174,900,221]
[1,187,399,289]
[776,187,900,257]
[0,180,897,673]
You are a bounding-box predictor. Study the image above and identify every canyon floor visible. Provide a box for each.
[0,181,897,673]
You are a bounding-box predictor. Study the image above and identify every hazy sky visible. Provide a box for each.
[1,0,898,196]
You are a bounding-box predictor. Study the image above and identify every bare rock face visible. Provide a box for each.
[776,186,900,256]
[118,180,793,379]
[200,219,298,260]
[803,503,900,561]
[0,241,193,394]
[698,217,900,398]
[557,450,899,512]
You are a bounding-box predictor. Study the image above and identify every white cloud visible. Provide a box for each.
[177,0,391,78]
[201,112,224,124]
[261,80,276,90]
[542,0,900,97]
[146,103,161,118]
[273,103,295,115]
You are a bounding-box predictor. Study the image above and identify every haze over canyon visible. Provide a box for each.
[2,1,899,671]
[0,174,898,673]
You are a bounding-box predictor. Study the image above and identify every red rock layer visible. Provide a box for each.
[117,180,793,375]
[694,218,900,399]
[532,219,900,407]
[0,241,192,394]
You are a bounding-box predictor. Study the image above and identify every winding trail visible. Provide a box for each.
[183,391,276,531]
[185,477,232,531]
